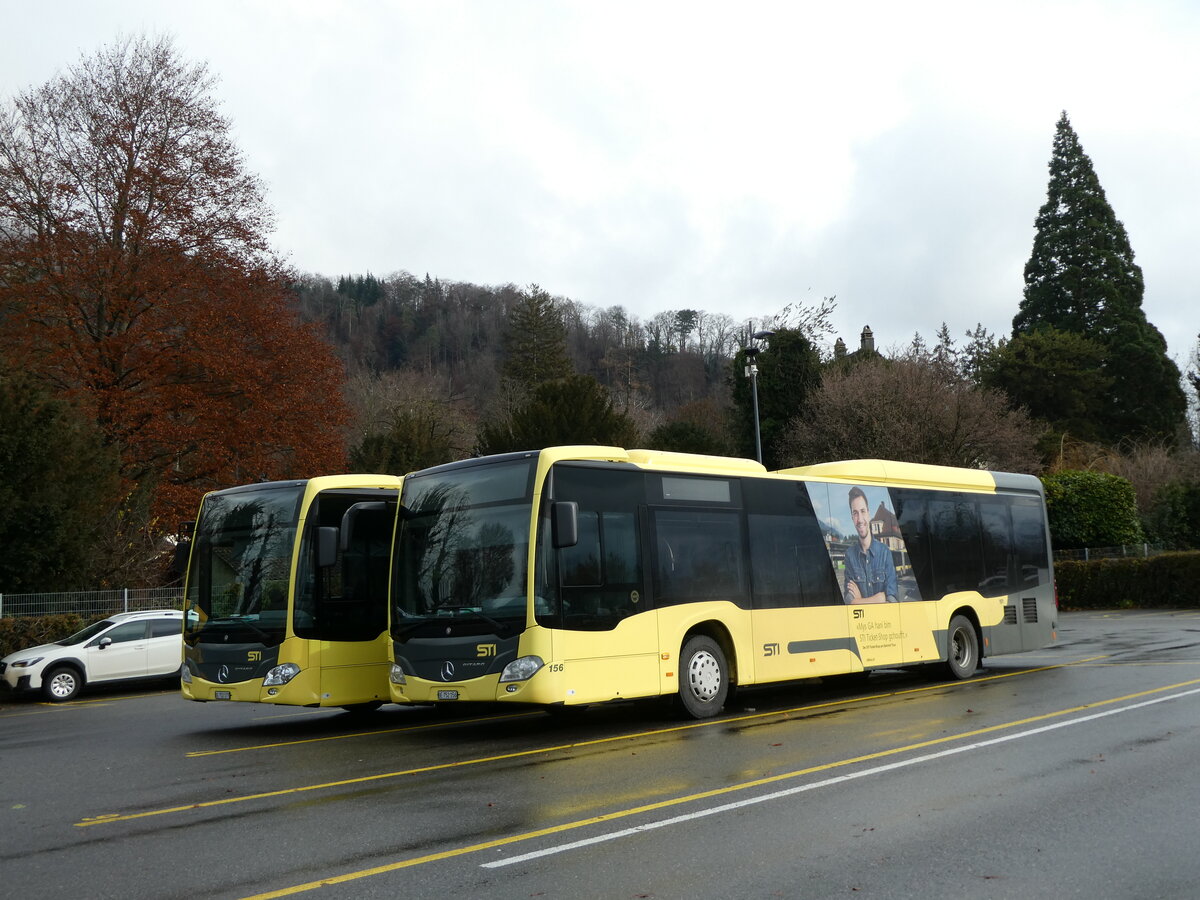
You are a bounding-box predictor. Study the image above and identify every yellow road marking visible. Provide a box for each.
[241,674,1200,899]
[81,657,1102,827]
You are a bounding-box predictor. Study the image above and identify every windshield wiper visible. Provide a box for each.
[434,605,509,631]
[392,605,517,640]
[206,616,275,644]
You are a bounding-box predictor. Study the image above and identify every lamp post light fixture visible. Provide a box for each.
[744,329,775,464]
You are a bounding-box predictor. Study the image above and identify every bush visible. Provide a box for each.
[1055,551,1200,610]
[1042,470,1143,550]
[0,614,88,660]
[1142,480,1200,550]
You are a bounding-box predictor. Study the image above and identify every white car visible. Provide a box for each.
[0,610,183,702]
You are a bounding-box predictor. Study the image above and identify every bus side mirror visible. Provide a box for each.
[339,501,392,552]
[169,521,195,580]
[170,542,190,580]
[317,526,339,568]
[551,501,578,549]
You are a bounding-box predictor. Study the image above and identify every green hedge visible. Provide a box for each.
[1055,551,1200,610]
[1043,470,1143,549]
[0,614,88,661]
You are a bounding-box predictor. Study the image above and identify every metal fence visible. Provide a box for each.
[0,587,183,620]
[1053,543,1168,562]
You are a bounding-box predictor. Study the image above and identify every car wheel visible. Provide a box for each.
[42,665,83,702]
[677,635,728,719]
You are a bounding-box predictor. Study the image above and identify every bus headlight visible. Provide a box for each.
[389,664,406,685]
[263,663,301,686]
[180,664,192,684]
[499,656,544,683]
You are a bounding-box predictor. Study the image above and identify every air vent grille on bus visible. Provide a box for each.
[1023,597,1038,623]
[1004,606,1018,625]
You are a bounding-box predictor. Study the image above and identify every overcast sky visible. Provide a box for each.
[4,1,1197,365]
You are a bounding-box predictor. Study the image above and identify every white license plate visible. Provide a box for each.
[437,690,459,701]
[214,691,231,700]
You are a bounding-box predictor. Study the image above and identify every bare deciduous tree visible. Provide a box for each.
[780,357,1042,474]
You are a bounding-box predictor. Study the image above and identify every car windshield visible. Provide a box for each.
[56,619,115,646]
[393,459,535,635]
[183,483,304,647]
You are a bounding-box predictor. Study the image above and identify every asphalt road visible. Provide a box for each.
[3,610,1199,899]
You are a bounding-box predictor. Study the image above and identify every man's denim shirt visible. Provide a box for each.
[844,538,899,603]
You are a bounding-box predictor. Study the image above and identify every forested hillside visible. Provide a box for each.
[292,271,748,423]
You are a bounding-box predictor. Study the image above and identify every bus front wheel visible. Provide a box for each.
[677,636,728,719]
[944,615,979,680]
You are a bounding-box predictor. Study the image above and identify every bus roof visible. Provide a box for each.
[409,447,1041,496]
[778,458,1041,494]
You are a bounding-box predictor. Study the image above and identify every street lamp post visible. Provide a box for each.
[744,329,775,464]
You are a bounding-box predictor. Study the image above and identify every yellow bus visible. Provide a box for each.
[387,447,1056,718]
[181,474,401,711]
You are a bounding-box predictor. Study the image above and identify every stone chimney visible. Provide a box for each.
[860,325,875,354]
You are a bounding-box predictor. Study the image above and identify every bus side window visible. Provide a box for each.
[977,499,1014,596]
[549,465,646,631]
[652,509,745,604]
[928,497,984,595]
[296,493,393,641]
[1012,499,1050,588]
[561,511,601,586]
[745,479,839,608]
[893,490,932,601]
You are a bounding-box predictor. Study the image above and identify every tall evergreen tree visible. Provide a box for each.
[476,375,639,455]
[1012,111,1185,445]
[981,327,1112,444]
[501,284,573,388]
[728,328,822,469]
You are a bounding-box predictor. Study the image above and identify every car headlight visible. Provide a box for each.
[11,657,43,668]
[263,663,301,686]
[389,664,406,685]
[499,655,544,683]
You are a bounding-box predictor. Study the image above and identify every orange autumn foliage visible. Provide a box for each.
[0,36,348,530]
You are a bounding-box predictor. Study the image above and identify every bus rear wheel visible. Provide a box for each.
[677,636,728,719]
[944,615,979,680]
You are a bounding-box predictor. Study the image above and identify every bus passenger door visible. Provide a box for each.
[554,507,659,703]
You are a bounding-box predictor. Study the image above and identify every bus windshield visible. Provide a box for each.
[392,458,535,636]
[183,483,304,647]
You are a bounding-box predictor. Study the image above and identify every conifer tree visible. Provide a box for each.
[500,284,573,388]
[476,375,638,455]
[728,328,822,469]
[1011,112,1185,445]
